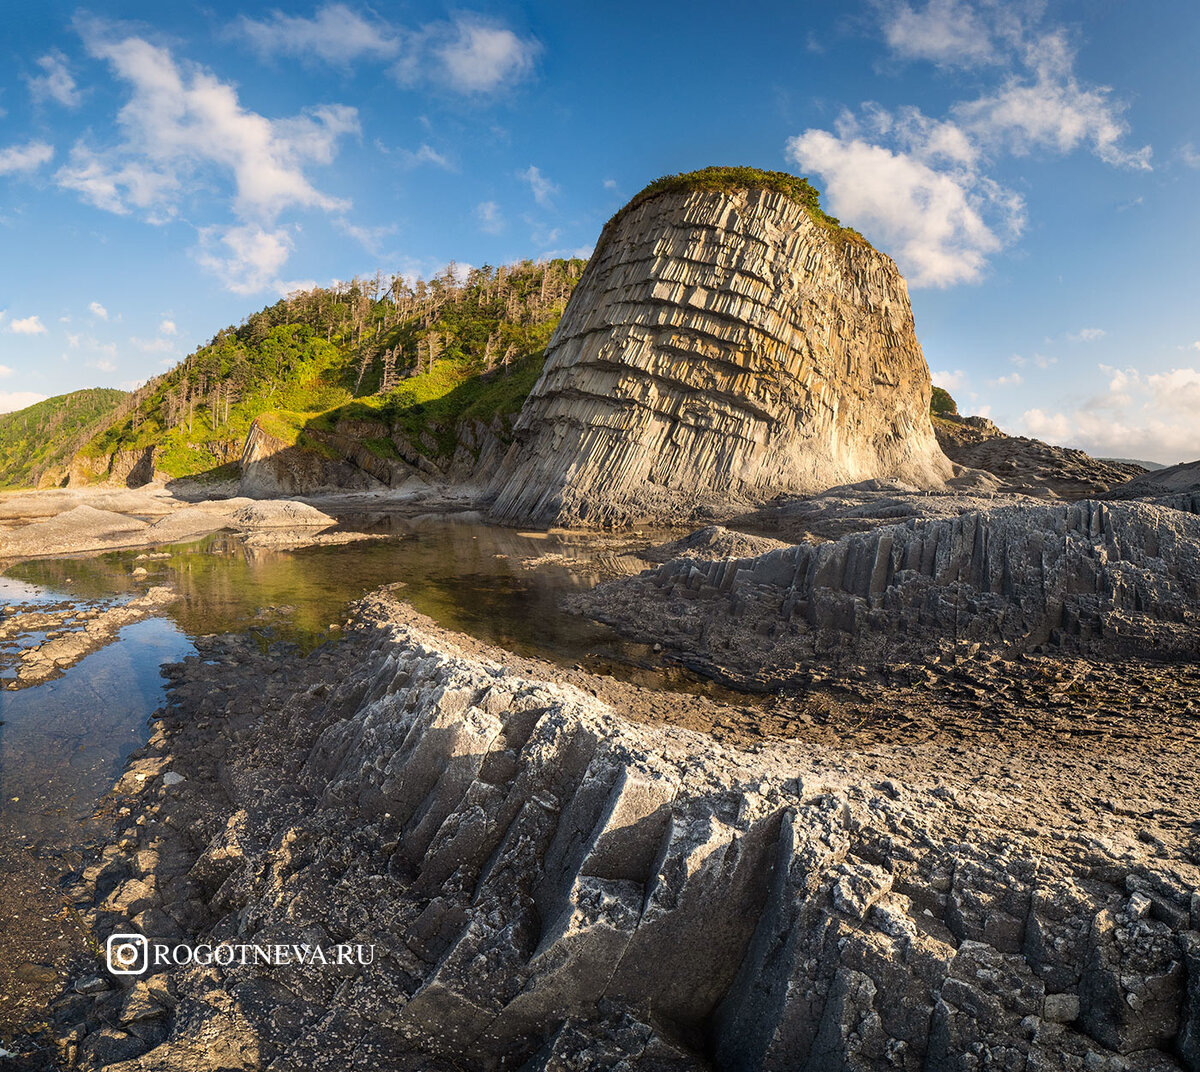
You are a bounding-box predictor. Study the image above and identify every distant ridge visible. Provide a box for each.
[0,388,128,490]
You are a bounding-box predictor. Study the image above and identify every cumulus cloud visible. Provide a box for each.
[0,140,55,175]
[987,371,1023,388]
[882,0,999,66]
[89,301,108,319]
[131,336,177,353]
[931,368,968,391]
[0,392,48,414]
[194,224,295,295]
[159,318,177,335]
[475,200,504,235]
[397,144,452,170]
[519,165,558,207]
[0,364,11,378]
[9,316,47,334]
[432,16,538,93]
[57,25,357,225]
[788,126,1018,286]
[334,218,397,257]
[233,6,538,94]
[1065,327,1105,343]
[27,51,81,107]
[1019,364,1200,463]
[788,1,1149,287]
[234,4,400,66]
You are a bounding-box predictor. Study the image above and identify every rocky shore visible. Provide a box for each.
[37,592,1200,1071]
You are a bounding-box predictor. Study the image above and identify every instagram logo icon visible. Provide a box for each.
[106,933,149,975]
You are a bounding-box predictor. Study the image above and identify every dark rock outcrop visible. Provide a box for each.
[934,416,1144,500]
[578,498,1200,687]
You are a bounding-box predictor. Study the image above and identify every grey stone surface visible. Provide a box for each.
[59,602,1200,1070]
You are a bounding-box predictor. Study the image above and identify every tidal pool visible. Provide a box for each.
[0,520,666,847]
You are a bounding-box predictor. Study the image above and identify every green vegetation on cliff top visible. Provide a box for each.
[931,386,958,417]
[0,388,128,489]
[608,166,869,248]
[77,259,586,481]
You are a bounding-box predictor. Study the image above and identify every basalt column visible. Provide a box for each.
[488,182,954,527]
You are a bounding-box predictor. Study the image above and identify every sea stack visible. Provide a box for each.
[488,168,954,527]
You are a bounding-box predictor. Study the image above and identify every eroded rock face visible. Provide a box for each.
[578,498,1200,686]
[60,606,1200,1070]
[488,185,953,528]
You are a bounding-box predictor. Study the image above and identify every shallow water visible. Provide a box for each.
[0,520,663,847]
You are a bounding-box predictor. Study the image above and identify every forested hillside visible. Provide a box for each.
[0,388,128,489]
[75,258,587,482]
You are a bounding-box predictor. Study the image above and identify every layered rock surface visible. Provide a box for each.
[577,498,1200,687]
[933,416,1145,500]
[60,601,1200,1070]
[488,184,953,527]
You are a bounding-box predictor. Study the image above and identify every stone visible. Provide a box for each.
[488,179,953,528]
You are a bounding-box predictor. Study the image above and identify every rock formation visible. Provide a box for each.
[488,173,954,528]
[58,600,1200,1070]
[934,415,1145,499]
[576,497,1200,687]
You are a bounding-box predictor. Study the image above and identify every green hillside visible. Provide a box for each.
[0,388,128,489]
[75,258,587,482]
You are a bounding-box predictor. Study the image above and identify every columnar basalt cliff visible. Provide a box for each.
[488,173,954,527]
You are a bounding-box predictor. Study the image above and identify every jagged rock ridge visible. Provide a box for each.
[577,497,1200,686]
[488,179,953,527]
[65,605,1200,1070]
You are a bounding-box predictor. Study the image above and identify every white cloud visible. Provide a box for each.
[603,178,619,191]
[475,200,504,235]
[0,140,55,175]
[89,300,108,319]
[987,371,1023,388]
[1018,364,1200,463]
[66,332,81,348]
[432,15,538,93]
[397,144,452,170]
[194,224,294,294]
[57,26,358,225]
[0,364,11,378]
[87,358,117,373]
[954,34,1151,170]
[1065,327,1105,343]
[9,316,47,335]
[789,3,1150,287]
[334,218,397,257]
[159,318,177,335]
[131,336,177,354]
[1011,352,1057,369]
[0,392,48,414]
[1181,144,1200,169]
[931,368,967,391]
[882,0,998,66]
[234,5,399,66]
[519,164,558,207]
[787,128,1018,286]
[235,7,537,95]
[27,51,81,107]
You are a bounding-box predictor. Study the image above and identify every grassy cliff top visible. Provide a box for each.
[606,166,870,248]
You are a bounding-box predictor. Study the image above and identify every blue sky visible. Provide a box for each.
[1,0,1198,463]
